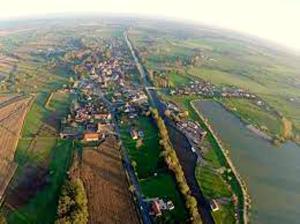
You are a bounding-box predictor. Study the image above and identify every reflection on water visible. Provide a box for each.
[195,100,300,224]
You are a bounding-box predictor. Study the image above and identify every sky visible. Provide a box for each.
[1,0,300,50]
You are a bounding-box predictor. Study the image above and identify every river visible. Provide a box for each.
[194,100,300,224]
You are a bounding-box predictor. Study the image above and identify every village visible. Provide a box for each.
[56,37,190,221]
[171,79,257,99]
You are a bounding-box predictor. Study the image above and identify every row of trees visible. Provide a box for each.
[55,178,88,224]
[150,108,202,224]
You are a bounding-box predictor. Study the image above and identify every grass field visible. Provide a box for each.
[219,98,283,137]
[140,174,188,222]
[167,70,191,87]
[8,140,74,224]
[120,116,164,178]
[119,115,188,222]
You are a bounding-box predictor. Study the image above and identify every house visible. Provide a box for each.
[94,113,111,120]
[150,200,162,217]
[83,133,99,142]
[97,123,111,133]
[149,198,175,217]
[60,127,80,139]
[130,129,139,140]
[210,199,219,212]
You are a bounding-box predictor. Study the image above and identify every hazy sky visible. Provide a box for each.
[1,0,300,50]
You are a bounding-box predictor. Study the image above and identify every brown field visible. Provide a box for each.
[72,136,139,224]
[0,96,33,199]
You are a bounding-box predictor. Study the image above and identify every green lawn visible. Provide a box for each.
[141,174,188,223]
[119,115,188,222]
[120,116,164,178]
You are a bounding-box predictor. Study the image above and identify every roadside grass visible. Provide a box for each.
[219,98,283,137]
[8,140,74,224]
[140,174,188,223]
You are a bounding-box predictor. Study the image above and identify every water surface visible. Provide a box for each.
[195,100,300,224]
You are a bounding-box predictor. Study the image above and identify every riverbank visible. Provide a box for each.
[191,99,250,224]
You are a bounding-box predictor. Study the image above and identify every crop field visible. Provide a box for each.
[0,96,33,200]
[74,136,139,224]
[2,87,73,223]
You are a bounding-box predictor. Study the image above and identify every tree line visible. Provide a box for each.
[150,108,202,224]
[55,178,88,224]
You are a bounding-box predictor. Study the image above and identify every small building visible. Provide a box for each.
[83,133,99,142]
[94,113,111,120]
[130,129,139,140]
[210,199,219,212]
[150,200,162,217]
[97,123,111,133]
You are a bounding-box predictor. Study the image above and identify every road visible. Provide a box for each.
[125,31,215,224]
[94,86,152,224]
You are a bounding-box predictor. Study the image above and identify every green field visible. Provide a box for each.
[119,116,188,222]
[141,174,188,223]
[167,70,191,87]
[219,98,283,137]
[120,116,164,178]
[7,84,73,223]
[8,140,74,224]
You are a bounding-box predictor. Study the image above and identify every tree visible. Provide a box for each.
[0,213,7,224]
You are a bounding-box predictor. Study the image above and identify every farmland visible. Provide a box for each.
[0,16,299,224]
[70,136,139,224]
[3,89,73,223]
[0,96,33,200]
